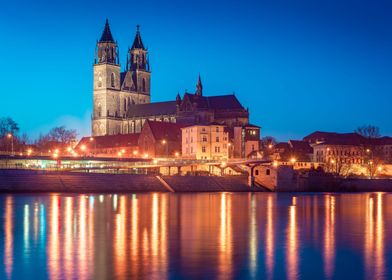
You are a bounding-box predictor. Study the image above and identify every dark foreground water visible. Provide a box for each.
[0,193,391,280]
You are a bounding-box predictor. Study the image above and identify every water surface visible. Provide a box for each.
[1,192,391,279]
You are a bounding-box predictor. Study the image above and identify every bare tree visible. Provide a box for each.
[355,125,382,178]
[48,126,77,143]
[355,125,380,139]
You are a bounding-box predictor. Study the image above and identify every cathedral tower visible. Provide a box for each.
[92,19,122,136]
[126,25,151,99]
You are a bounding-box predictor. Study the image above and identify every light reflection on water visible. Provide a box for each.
[0,192,391,279]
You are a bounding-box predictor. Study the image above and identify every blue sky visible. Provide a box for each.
[1,0,391,141]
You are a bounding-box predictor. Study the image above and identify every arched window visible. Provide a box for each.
[124,99,127,112]
[142,78,146,92]
[97,104,102,117]
[111,73,115,88]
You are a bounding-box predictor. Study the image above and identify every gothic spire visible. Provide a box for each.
[131,25,145,50]
[99,19,115,43]
[195,74,203,96]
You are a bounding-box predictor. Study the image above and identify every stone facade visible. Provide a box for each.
[181,124,229,160]
[91,20,252,138]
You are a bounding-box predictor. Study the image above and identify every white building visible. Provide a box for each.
[181,124,229,160]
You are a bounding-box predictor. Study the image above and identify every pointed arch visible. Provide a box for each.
[111,73,115,87]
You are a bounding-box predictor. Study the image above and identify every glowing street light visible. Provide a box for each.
[174,152,179,157]
[133,150,138,156]
[7,133,14,155]
[53,153,59,159]
[27,149,32,156]
[161,139,166,144]
[121,149,126,154]
[80,145,86,151]
[153,159,158,164]
[268,144,273,149]
[377,166,382,172]
[273,161,278,167]
[117,152,122,157]
[290,157,296,164]
[143,153,149,159]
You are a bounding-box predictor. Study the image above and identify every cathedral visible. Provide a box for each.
[92,20,250,136]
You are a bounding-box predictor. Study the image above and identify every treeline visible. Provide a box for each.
[0,117,77,153]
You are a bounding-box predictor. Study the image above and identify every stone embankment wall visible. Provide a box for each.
[0,170,258,193]
[162,175,257,192]
[0,169,166,193]
[254,165,392,192]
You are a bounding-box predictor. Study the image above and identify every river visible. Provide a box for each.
[0,192,391,279]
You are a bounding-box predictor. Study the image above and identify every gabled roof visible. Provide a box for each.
[303,131,364,145]
[99,19,115,43]
[126,101,177,118]
[182,93,245,111]
[76,134,140,150]
[143,120,186,142]
[289,140,313,154]
[131,25,145,50]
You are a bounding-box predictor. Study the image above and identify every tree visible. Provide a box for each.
[355,125,382,178]
[0,117,19,137]
[48,126,77,143]
[355,125,380,139]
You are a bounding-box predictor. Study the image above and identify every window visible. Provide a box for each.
[202,136,207,142]
[111,73,115,87]
[266,169,270,176]
[191,147,193,153]
[142,78,146,92]
[216,137,219,142]
[255,170,259,176]
[216,127,219,132]
[202,146,206,153]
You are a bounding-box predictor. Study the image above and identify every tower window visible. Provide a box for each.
[111,73,115,88]
[142,78,146,92]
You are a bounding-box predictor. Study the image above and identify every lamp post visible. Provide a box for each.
[90,137,96,156]
[7,133,14,156]
[162,139,168,158]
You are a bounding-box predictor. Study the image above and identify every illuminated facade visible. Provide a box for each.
[181,124,229,160]
[92,20,251,137]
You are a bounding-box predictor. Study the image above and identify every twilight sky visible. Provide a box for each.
[0,0,391,141]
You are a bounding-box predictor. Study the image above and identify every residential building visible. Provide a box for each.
[233,124,260,158]
[181,124,229,160]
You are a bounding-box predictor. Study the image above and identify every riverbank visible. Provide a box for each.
[0,169,261,193]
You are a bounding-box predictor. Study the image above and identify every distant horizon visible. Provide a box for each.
[1,0,391,141]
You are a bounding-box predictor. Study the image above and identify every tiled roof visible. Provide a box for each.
[303,131,364,145]
[144,120,186,142]
[183,93,245,111]
[126,101,177,118]
[76,134,140,150]
[99,19,115,43]
[289,140,313,153]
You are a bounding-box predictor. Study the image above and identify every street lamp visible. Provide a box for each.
[161,139,168,157]
[7,133,14,155]
[90,137,96,156]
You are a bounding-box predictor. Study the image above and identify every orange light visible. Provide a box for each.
[133,150,138,156]
[27,149,32,155]
[53,153,59,159]
[377,166,382,172]
[89,137,94,141]
[143,153,149,158]
[290,158,296,164]
[67,147,72,152]
[153,159,158,164]
[117,152,122,157]
[121,149,125,153]
[54,149,59,154]
[268,144,273,149]
[273,161,278,167]
[80,145,86,151]
[174,152,179,157]
[7,133,12,139]
[161,139,166,144]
